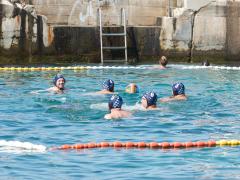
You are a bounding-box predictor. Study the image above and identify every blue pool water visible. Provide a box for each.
[1,64,240,179]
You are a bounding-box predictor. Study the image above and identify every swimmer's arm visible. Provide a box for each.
[159,96,175,103]
[96,91,117,95]
[175,95,187,100]
[30,89,49,94]
[104,114,112,120]
[46,87,55,92]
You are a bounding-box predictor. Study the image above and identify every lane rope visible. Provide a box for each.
[52,140,240,150]
[0,66,147,71]
[0,139,238,153]
[0,65,240,71]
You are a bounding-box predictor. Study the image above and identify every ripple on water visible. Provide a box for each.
[0,65,240,179]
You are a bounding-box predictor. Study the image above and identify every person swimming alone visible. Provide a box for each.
[160,82,187,102]
[97,79,115,94]
[153,56,168,69]
[125,83,139,94]
[141,92,158,110]
[104,95,132,119]
[202,60,210,66]
[47,74,66,93]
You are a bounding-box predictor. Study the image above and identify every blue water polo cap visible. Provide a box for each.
[143,92,158,106]
[172,82,185,95]
[53,74,65,86]
[102,79,114,91]
[109,95,123,109]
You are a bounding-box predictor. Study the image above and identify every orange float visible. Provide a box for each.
[60,144,72,150]
[100,142,110,148]
[173,142,182,148]
[73,144,84,149]
[162,142,171,149]
[53,140,231,151]
[138,142,147,148]
[208,141,216,147]
[196,141,206,147]
[87,143,97,148]
[185,142,194,148]
[125,142,135,148]
[113,142,122,148]
[149,142,159,148]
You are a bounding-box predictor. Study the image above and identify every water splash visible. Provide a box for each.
[0,140,47,153]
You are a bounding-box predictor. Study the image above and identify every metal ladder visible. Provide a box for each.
[98,8,128,63]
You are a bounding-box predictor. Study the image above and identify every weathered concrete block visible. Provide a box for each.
[0,0,15,17]
[188,2,226,61]
[159,10,193,52]
[193,16,226,51]
[32,0,170,26]
[133,27,161,60]
[184,0,213,11]
[225,1,240,60]
[1,16,21,49]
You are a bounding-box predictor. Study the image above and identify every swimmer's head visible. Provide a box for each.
[172,82,185,96]
[141,92,158,108]
[202,60,210,66]
[53,74,66,90]
[159,56,168,67]
[108,95,123,110]
[125,83,139,94]
[102,79,114,92]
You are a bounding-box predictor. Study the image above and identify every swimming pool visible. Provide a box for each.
[1,64,240,179]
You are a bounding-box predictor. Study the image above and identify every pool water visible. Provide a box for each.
[1,64,240,179]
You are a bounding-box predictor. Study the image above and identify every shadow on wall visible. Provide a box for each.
[226,1,240,60]
[52,27,100,62]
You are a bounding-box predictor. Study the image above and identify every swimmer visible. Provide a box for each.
[141,92,158,110]
[160,82,187,102]
[97,79,115,94]
[154,56,168,69]
[125,83,139,94]
[104,95,132,119]
[202,60,210,66]
[47,74,66,93]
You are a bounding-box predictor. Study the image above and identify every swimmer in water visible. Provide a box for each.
[160,82,187,102]
[141,92,158,110]
[97,79,115,94]
[125,83,139,94]
[202,60,210,66]
[104,95,132,119]
[154,56,168,69]
[47,74,66,93]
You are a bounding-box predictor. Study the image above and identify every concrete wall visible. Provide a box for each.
[190,0,227,61]
[184,0,213,10]
[32,0,183,26]
[1,0,240,64]
[159,0,240,62]
[158,10,193,60]
[226,0,240,60]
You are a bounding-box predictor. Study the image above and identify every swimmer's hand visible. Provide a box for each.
[30,90,48,94]
[104,114,112,120]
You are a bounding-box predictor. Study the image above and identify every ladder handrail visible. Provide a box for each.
[98,7,127,64]
[99,8,104,63]
[122,8,128,63]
